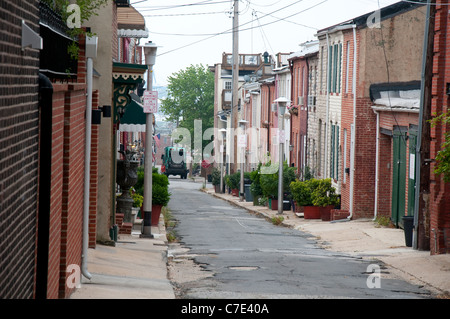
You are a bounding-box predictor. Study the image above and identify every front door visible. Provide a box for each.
[392,130,407,227]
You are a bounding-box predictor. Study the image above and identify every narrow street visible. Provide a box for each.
[167,179,431,299]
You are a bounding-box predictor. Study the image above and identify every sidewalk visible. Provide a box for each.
[202,186,450,298]
[70,218,175,299]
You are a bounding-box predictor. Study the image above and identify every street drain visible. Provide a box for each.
[228,266,259,271]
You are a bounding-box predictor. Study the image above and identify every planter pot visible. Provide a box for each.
[231,189,239,197]
[320,205,334,221]
[304,206,321,219]
[270,198,278,210]
[214,184,221,193]
[141,205,163,226]
[151,205,163,226]
[293,201,304,213]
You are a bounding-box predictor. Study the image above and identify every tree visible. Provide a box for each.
[160,64,215,157]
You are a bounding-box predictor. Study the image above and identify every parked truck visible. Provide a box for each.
[161,146,188,179]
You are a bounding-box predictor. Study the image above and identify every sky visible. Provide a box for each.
[131,0,402,87]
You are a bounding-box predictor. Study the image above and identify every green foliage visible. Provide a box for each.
[134,166,171,206]
[271,216,284,226]
[225,172,240,190]
[260,162,297,199]
[311,178,340,208]
[130,189,143,208]
[211,167,221,186]
[290,178,339,207]
[430,110,450,183]
[249,165,263,197]
[160,64,215,153]
[290,178,320,207]
[42,0,110,59]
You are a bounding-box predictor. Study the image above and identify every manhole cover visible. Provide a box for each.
[228,266,259,271]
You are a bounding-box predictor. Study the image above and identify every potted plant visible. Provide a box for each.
[260,162,297,210]
[250,165,263,206]
[290,178,321,219]
[312,178,340,221]
[225,172,240,196]
[260,163,279,209]
[211,167,221,193]
[139,171,171,226]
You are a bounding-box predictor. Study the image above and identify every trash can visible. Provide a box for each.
[244,184,253,202]
[402,216,414,247]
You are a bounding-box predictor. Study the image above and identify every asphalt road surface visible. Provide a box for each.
[167,178,431,299]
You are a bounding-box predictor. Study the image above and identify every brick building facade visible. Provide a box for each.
[0,0,101,298]
[0,0,41,299]
[429,0,450,254]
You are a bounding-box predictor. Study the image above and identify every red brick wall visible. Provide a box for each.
[0,0,40,299]
[90,91,99,249]
[430,1,450,254]
[340,30,359,213]
[290,58,309,174]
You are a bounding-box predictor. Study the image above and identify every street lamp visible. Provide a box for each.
[239,120,249,201]
[274,97,289,215]
[219,128,227,194]
[141,41,158,238]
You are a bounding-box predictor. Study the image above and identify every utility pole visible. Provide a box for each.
[231,0,239,173]
[414,0,435,251]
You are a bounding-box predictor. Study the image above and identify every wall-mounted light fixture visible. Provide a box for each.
[92,109,102,125]
[99,105,112,118]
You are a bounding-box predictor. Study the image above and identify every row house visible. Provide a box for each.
[213,0,447,254]
[306,2,427,224]
[288,41,319,178]
[212,52,273,173]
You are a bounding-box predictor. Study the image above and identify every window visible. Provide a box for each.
[330,124,340,180]
[328,43,342,94]
[345,41,350,94]
[224,81,232,90]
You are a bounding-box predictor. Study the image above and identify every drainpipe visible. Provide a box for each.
[373,109,380,221]
[325,32,330,179]
[82,36,98,280]
[348,25,357,221]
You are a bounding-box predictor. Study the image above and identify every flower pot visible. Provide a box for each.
[270,199,278,210]
[304,206,321,219]
[320,205,334,221]
[214,184,221,193]
[293,201,304,213]
[231,189,239,197]
[151,205,163,226]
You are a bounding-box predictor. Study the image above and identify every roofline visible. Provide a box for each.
[316,0,427,36]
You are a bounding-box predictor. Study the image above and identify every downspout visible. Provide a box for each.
[348,25,357,220]
[373,109,380,221]
[82,36,98,280]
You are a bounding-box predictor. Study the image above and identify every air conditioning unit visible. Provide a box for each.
[308,96,316,107]
[298,96,304,106]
